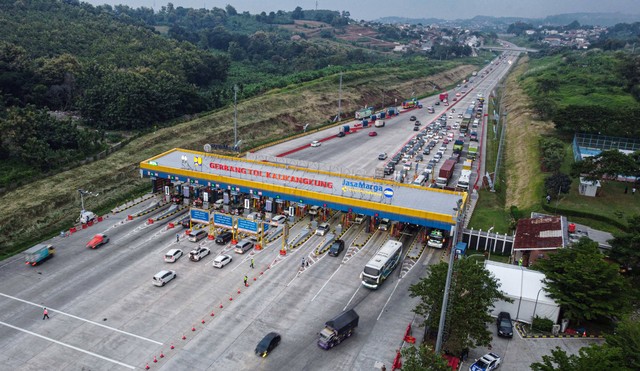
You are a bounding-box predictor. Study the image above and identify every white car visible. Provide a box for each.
[315,222,330,236]
[469,352,502,371]
[270,215,286,225]
[164,249,183,263]
[310,140,321,147]
[212,254,232,268]
[188,247,210,262]
[153,270,176,287]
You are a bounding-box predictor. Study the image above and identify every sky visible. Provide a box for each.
[84,0,640,21]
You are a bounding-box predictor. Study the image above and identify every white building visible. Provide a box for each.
[484,261,560,324]
[578,177,600,197]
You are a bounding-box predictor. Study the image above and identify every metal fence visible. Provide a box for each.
[461,228,514,256]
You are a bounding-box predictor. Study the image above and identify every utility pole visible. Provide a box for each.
[337,72,343,121]
[435,199,464,354]
[233,84,238,149]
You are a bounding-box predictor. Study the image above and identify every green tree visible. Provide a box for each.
[609,215,640,300]
[605,316,640,369]
[544,172,572,199]
[409,258,510,355]
[534,238,630,323]
[531,345,626,371]
[401,344,450,371]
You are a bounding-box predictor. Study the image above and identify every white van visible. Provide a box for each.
[233,239,254,254]
[308,205,321,215]
[188,229,207,242]
[413,175,427,186]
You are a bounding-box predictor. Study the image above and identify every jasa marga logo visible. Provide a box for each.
[341,179,385,196]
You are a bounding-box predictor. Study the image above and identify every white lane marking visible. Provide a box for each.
[311,266,341,302]
[0,320,135,369]
[0,292,162,345]
[344,285,361,311]
[377,278,402,321]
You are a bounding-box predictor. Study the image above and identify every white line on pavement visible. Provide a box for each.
[0,292,162,345]
[311,266,341,302]
[344,285,361,311]
[377,278,401,321]
[0,320,135,369]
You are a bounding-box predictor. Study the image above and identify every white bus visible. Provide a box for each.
[361,240,403,289]
[457,170,471,190]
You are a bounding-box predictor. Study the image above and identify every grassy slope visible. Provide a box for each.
[0,63,477,257]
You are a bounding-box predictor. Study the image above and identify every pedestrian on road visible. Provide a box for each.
[250,258,254,269]
[176,233,179,243]
[244,275,248,287]
[43,308,49,320]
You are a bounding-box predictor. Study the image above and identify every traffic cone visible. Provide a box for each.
[182,334,186,340]
[253,277,257,281]
[229,296,233,301]
[210,311,215,317]
[145,363,150,370]
[192,326,196,332]
[160,351,164,358]
[219,304,223,308]
[201,319,205,324]
[170,343,175,350]
[153,356,158,363]
[237,290,241,294]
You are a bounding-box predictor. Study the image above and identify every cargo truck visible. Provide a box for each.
[317,309,359,349]
[457,169,472,190]
[468,142,479,160]
[463,159,473,170]
[24,244,55,266]
[435,159,456,188]
[439,92,449,101]
[453,139,464,154]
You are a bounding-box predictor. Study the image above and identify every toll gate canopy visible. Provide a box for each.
[140,148,467,230]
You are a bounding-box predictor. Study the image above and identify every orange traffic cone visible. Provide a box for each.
[160,351,164,358]
[153,356,158,363]
[145,363,150,370]
[170,343,175,350]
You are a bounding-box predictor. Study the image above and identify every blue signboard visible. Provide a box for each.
[213,213,233,228]
[237,219,258,233]
[190,208,210,224]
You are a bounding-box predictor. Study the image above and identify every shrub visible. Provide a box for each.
[532,316,554,332]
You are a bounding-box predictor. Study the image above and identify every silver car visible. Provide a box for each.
[212,254,232,268]
[153,270,176,287]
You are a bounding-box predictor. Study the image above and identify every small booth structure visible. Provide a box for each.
[578,177,601,197]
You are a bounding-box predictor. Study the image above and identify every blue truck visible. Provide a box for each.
[24,244,55,266]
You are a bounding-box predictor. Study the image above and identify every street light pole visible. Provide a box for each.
[435,199,463,354]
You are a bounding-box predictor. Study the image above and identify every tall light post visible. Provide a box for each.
[435,199,464,354]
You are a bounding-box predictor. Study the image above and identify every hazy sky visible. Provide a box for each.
[84,0,640,21]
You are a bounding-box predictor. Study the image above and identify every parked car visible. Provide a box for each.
[496,312,513,338]
[255,332,281,358]
[310,140,321,147]
[328,240,345,257]
[86,233,109,249]
[164,249,183,263]
[212,254,232,268]
[215,231,233,245]
[152,270,176,287]
[188,247,210,261]
[469,352,502,371]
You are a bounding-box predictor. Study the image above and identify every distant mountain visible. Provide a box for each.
[375,12,640,28]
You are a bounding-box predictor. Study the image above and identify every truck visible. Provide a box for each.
[317,309,359,349]
[402,98,420,109]
[457,169,472,191]
[463,159,473,171]
[386,107,397,116]
[355,107,374,119]
[24,244,55,266]
[439,92,449,101]
[435,159,456,188]
[468,142,479,160]
[453,139,464,154]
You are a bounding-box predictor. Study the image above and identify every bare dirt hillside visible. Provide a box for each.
[0,64,476,254]
[503,56,555,209]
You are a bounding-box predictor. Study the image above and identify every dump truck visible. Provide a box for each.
[453,139,464,154]
[468,142,479,160]
[435,159,456,188]
[317,309,359,349]
[24,244,55,266]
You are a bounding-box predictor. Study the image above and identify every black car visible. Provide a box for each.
[413,126,419,131]
[496,312,513,338]
[423,148,430,155]
[255,332,281,357]
[328,239,345,257]
[179,217,191,228]
[410,115,417,121]
[435,101,440,105]
[215,231,233,245]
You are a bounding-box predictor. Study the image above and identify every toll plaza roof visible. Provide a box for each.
[140,148,467,229]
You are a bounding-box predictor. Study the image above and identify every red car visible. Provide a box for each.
[87,233,109,249]
[369,131,378,137]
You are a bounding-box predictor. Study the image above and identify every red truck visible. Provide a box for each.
[439,92,449,101]
[435,159,456,188]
